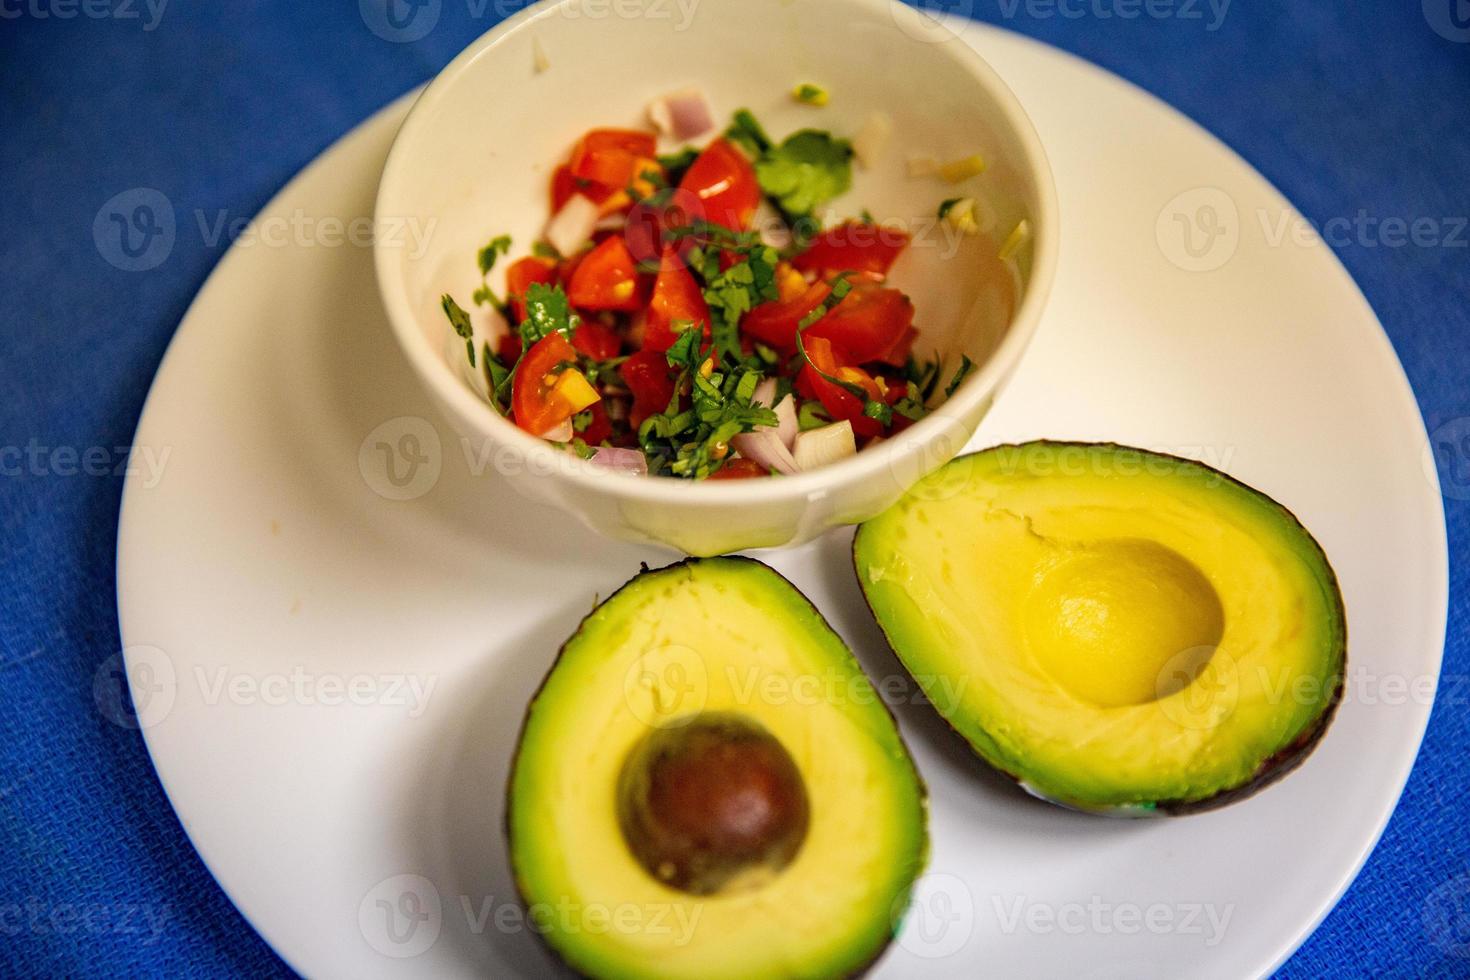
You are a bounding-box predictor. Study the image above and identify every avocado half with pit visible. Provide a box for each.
[853,442,1346,814]
[507,557,928,979]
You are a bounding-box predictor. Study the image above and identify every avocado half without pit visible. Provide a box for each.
[507,557,928,979]
[854,441,1347,814]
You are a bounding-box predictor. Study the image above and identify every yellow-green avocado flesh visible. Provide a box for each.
[853,442,1346,813]
[507,557,928,978]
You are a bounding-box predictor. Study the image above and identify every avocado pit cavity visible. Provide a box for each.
[1024,537,1225,708]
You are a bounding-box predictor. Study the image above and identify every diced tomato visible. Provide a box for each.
[709,458,771,480]
[643,245,711,353]
[497,332,523,365]
[570,129,658,191]
[571,320,622,361]
[678,138,760,231]
[578,400,612,445]
[595,158,663,216]
[741,280,832,353]
[567,236,645,311]
[791,223,910,279]
[874,325,918,367]
[623,187,704,265]
[796,335,883,438]
[805,281,914,364]
[620,349,677,430]
[505,256,559,324]
[513,332,590,436]
[551,163,615,213]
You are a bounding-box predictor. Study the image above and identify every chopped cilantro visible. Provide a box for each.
[638,327,778,480]
[482,342,513,414]
[477,234,512,276]
[656,146,700,184]
[890,381,930,422]
[792,82,829,107]
[441,294,475,367]
[725,108,773,158]
[755,130,853,219]
[797,400,831,431]
[699,244,780,358]
[531,241,561,260]
[519,282,580,347]
[944,354,976,398]
[938,197,963,220]
[796,274,853,331]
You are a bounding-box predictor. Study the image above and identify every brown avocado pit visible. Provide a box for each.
[616,712,809,896]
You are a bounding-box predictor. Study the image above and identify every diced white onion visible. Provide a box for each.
[540,418,574,442]
[792,420,856,470]
[906,155,939,178]
[772,395,797,451]
[853,112,892,170]
[543,194,599,257]
[730,430,799,475]
[752,200,792,250]
[750,379,799,451]
[588,446,648,476]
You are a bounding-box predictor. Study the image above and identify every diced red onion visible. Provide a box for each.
[649,89,714,141]
[731,430,799,476]
[588,446,648,476]
[544,194,599,257]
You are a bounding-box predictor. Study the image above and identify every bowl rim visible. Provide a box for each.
[374,0,1060,504]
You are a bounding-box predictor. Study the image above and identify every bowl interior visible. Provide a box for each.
[378,0,1048,422]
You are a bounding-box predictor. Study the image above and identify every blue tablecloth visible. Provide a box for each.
[1,2,1466,976]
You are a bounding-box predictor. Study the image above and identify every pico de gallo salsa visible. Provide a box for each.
[441,101,974,480]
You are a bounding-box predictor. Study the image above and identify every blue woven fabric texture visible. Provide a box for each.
[1,2,1466,977]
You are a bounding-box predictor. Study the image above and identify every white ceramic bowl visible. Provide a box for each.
[375,0,1058,556]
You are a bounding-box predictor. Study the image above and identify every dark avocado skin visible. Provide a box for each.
[504,555,929,979]
[851,440,1349,817]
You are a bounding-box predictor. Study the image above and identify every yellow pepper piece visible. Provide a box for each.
[550,368,601,414]
[939,154,987,184]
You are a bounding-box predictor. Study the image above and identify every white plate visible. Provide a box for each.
[117,23,1448,980]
